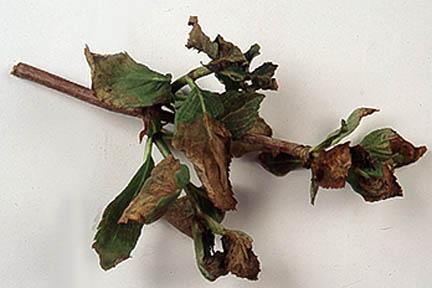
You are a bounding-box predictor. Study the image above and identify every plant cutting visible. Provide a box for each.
[11,16,426,282]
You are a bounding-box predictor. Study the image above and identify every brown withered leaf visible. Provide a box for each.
[118,155,184,224]
[258,152,304,176]
[186,16,218,58]
[222,231,260,280]
[311,143,352,189]
[348,145,403,202]
[163,196,194,237]
[231,117,273,157]
[173,114,237,211]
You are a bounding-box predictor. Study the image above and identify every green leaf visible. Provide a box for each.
[192,222,227,281]
[118,155,188,224]
[174,87,223,124]
[244,43,261,63]
[360,128,427,168]
[85,46,172,108]
[219,91,265,139]
[92,157,154,270]
[313,107,378,151]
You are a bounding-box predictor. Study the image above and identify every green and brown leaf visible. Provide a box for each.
[85,46,172,108]
[92,157,154,270]
[118,155,189,224]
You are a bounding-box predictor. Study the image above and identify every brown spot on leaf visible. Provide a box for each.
[118,155,181,224]
[311,143,352,189]
[163,196,194,237]
[389,135,427,168]
[357,164,403,202]
[173,114,237,211]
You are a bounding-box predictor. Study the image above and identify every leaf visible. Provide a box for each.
[174,114,237,211]
[231,117,273,157]
[219,91,265,138]
[244,43,261,63]
[347,145,403,202]
[92,157,154,270]
[258,152,303,176]
[192,222,228,281]
[309,143,352,204]
[174,87,223,124]
[222,230,260,280]
[313,107,378,151]
[187,184,225,223]
[360,128,427,168]
[249,62,278,90]
[173,85,237,211]
[85,46,172,108]
[186,16,218,58]
[163,196,195,237]
[118,155,189,224]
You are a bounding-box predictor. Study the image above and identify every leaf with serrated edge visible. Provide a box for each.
[85,46,172,108]
[118,156,189,224]
[360,128,426,168]
[92,157,154,270]
[174,113,237,211]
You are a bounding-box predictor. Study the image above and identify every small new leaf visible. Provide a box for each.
[92,157,154,270]
[313,107,378,151]
[360,128,427,168]
[118,156,189,224]
[85,46,172,108]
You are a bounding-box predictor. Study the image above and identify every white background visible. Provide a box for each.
[1,1,432,287]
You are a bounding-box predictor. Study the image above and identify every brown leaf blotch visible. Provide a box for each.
[311,143,352,188]
[173,114,237,211]
[222,231,260,280]
[118,155,181,224]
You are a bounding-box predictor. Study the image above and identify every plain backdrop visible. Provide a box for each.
[1,1,432,287]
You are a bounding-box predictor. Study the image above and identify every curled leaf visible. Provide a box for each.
[118,156,189,224]
[249,62,278,90]
[348,145,402,202]
[174,114,237,211]
[258,152,303,176]
[92,158,154,270]
[310,143,352,204]
[85,46,172,108]
[313,107,378,151]
[222,231,260,280]
[360,128,427,168]
[231,117,272,157]
[186,16,218,58]
[192,222,228,281]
